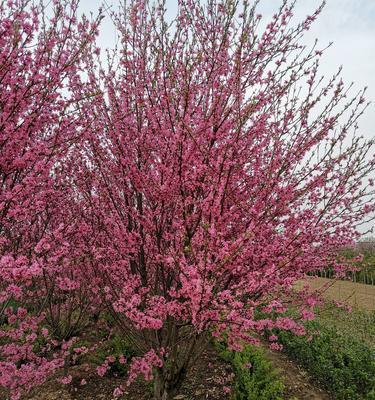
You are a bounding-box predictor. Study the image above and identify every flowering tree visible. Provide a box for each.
[72,1,374,398]
[1,0,374,399]
[0,1,102,398]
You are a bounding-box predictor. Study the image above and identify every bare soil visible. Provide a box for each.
[22,345,234,400]
[264,346,332,400]
[0,342,333,400]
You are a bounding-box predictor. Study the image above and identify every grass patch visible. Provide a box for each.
[316,305,375,347]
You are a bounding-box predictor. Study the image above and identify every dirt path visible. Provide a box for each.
[264,346,332,400]
[296,277,375,311]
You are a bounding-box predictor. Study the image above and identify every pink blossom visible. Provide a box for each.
[119,355,126,364]
[59,375,72,385]
[96,363,109,377]
[301,309,315,321]
[269,343,283,351]
[113,386,124,398]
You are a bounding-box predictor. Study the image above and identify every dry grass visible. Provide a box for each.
[296,277,375,311]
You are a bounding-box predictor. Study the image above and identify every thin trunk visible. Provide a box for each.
[153,367,186,400]
[153,371,169,400]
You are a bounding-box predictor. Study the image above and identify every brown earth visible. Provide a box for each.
[296,277,375,311]
[18,345,233,400]
[0,341,333,400]
[264,346,332,400]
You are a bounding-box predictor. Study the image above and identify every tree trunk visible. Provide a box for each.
[153,372,169,400]
[153,367,186,400]
[152,330,208,399]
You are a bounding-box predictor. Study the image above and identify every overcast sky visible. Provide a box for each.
[78,0,375,235]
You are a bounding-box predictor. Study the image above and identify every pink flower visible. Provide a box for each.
[96,363,109,377]
[41,328,49,337]
[113,386,124,398]
[269,343,283,351]
[119,355,126,364]
[106,355,115,363]
[59,375,72,385]
[301,309,314,321]
[26,333,37,343]
[16,308,27,319]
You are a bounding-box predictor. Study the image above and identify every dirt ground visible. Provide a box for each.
[21,345,234,400]
[0,342,333,400]
[296,277,375,311]
[264,346,331,400]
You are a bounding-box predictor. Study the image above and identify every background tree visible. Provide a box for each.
[0,1,102,398]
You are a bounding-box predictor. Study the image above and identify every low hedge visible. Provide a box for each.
[274,321,375,400]
[215,340,285,400]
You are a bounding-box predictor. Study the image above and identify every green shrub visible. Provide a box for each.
[215,341,285,400]
[274,321,375,400]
